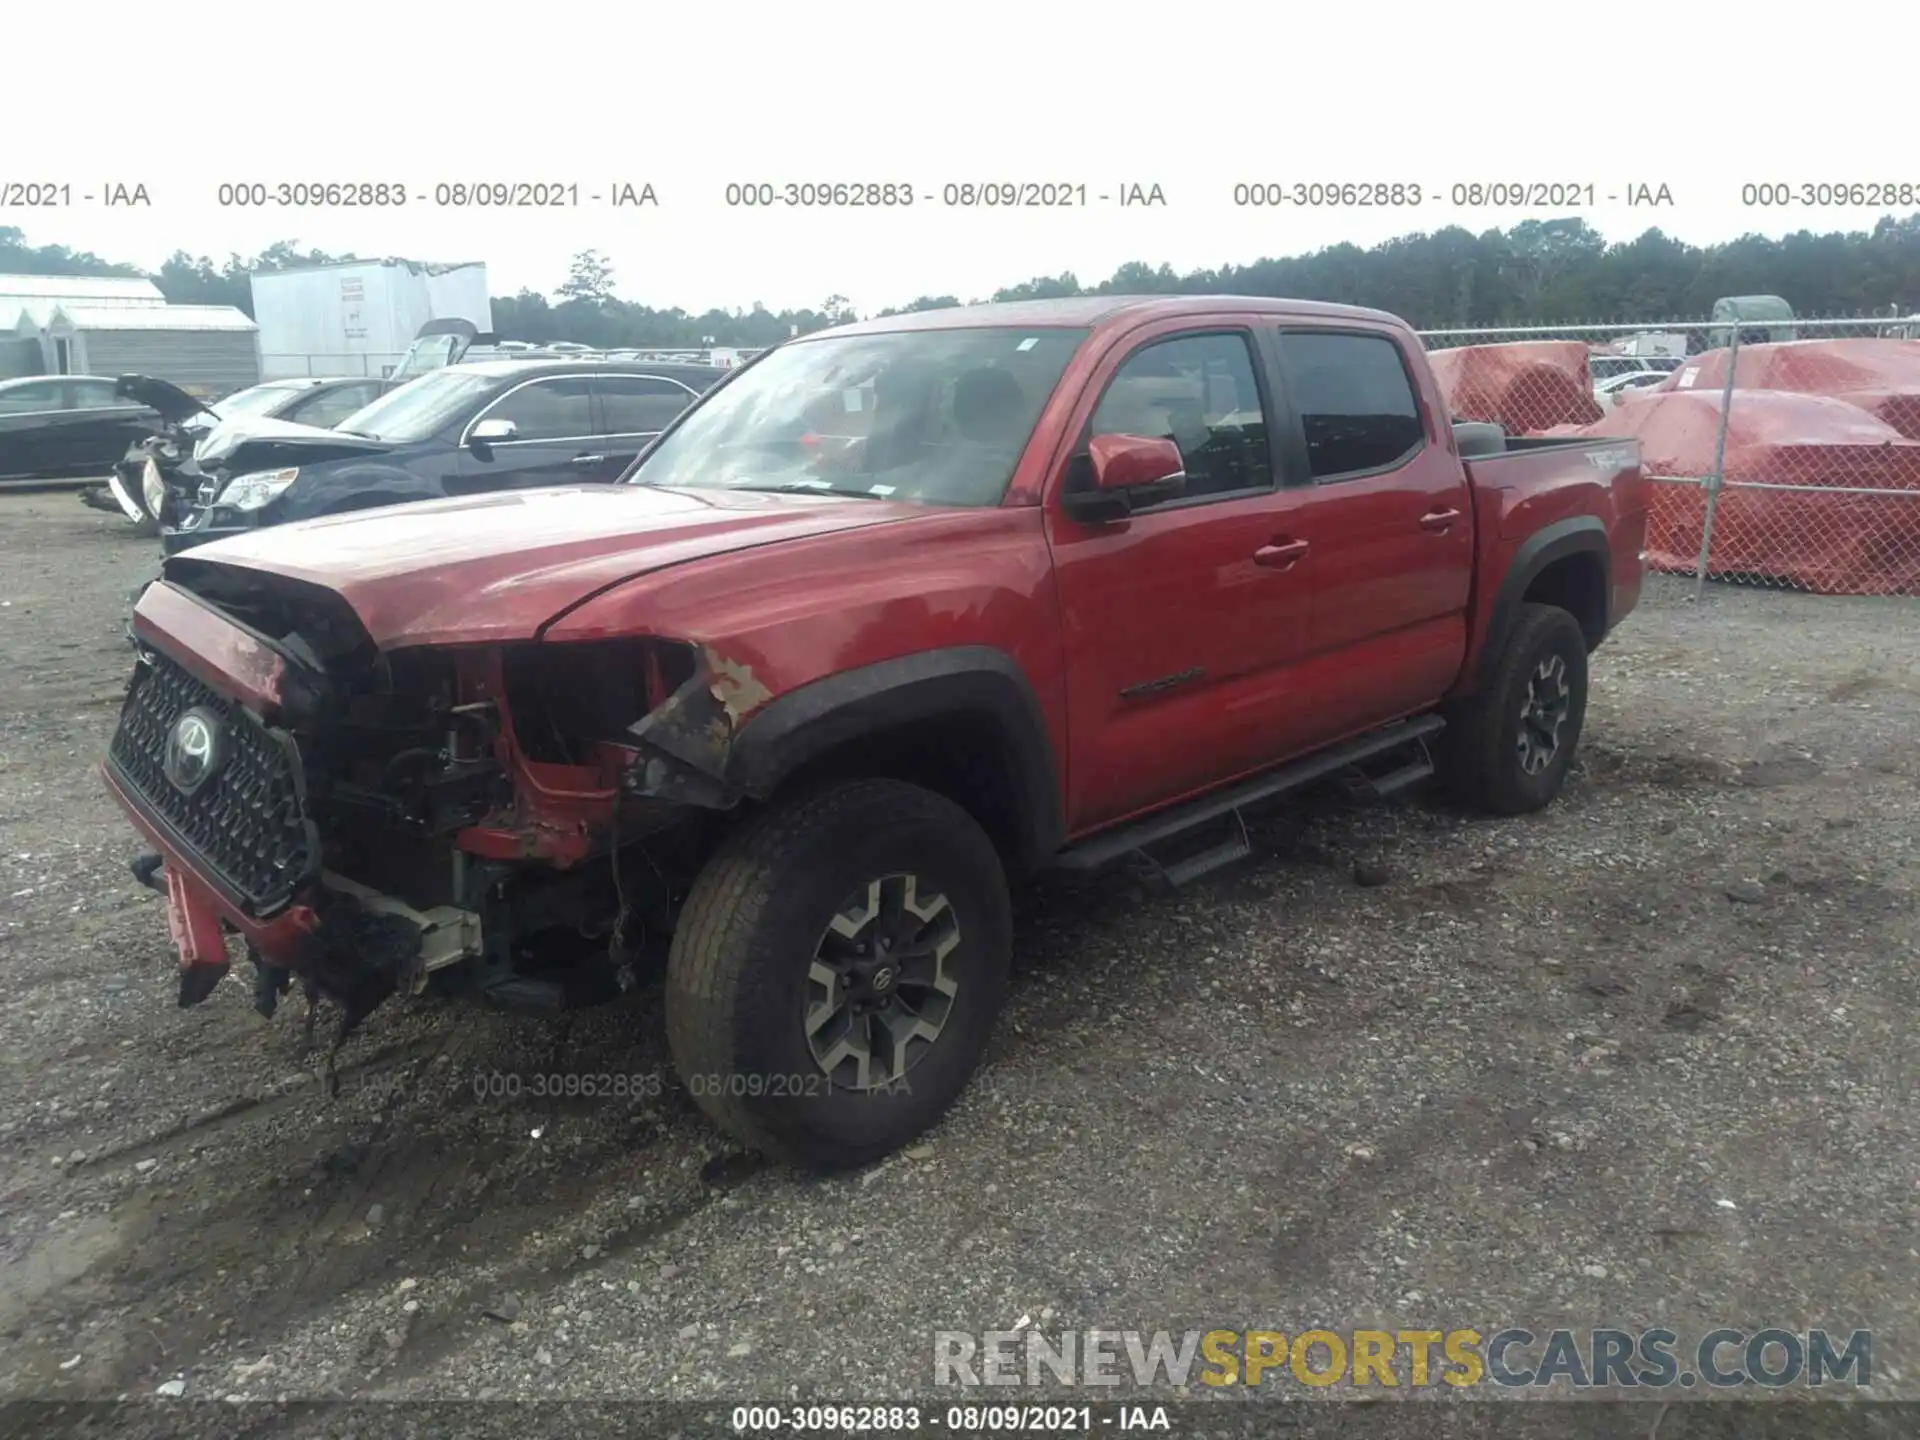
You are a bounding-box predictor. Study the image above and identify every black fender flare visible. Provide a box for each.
[726,646,1065,869]
[1478,516,1610,689]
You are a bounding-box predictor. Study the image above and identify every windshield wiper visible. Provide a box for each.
[726,481,892,499]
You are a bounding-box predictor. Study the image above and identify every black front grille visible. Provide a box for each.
[108,651,316,913]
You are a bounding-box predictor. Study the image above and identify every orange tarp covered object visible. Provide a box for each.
[1655,338,1920,401]
[1427,341,1602,434]
[1560,377,1920,595]
[1644,339,1920,444]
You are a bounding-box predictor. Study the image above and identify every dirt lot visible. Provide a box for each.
[0,491,1916,1432]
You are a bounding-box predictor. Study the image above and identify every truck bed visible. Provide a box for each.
[1452,427,1648,695]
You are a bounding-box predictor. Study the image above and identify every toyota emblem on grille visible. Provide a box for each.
[163,707,226,795]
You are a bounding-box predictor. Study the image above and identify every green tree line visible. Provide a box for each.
[5,215,1919,347]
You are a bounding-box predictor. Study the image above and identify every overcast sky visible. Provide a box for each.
[10,1,1912,314]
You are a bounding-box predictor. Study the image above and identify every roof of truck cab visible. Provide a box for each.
[447,358,729,382]
[818,295,1412,337]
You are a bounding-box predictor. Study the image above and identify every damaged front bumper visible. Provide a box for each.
[101,579,484,1042]
[109,762,483,1022]
[103,576,731,1049]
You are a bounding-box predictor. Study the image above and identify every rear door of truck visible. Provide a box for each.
[1266,325,1475,733]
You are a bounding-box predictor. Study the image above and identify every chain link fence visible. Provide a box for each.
[1414,315,1920,598]
[259,352,400,380]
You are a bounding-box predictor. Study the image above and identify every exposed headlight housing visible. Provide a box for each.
[220,468,300,512]
[141,456,167,517]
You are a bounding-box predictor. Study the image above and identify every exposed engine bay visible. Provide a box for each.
[111,560,746,1079]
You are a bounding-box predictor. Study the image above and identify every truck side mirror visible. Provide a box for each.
[1061,433,1187,523]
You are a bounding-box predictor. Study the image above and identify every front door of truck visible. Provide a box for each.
[1045,323,1329,834]
[1269,328,1474,734]
[457,375,600,491]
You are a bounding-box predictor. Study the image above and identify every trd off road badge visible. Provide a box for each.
[163,707,225,795]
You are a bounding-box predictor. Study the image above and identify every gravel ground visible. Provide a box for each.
[0,491,1915,1435]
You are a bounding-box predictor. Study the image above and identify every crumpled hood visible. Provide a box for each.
[166,484,931,648]
[193,414,393,469]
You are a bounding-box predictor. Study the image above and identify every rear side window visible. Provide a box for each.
[596,375,697,436]
[1275,331,1424,481]
[1089,332,1270,503]
[0,381,59,414]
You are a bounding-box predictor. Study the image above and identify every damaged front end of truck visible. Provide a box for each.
[102,563,770,1078]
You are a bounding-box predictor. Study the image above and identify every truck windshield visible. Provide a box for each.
[627,326,1090,505]
[390,333,463,380]
[334,369,495,442]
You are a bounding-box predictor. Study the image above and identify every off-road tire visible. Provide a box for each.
[664,779,1012,1170]
[1440,602,1589,816]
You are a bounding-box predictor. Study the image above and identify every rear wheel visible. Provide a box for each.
[664,779,1012,1170]
[1441,602,1589,816]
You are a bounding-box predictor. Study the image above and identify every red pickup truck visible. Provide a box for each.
[103,296,1647,1168]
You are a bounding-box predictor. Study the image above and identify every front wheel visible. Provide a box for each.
[664,779,1012,1170]
[1440,602,1590,816]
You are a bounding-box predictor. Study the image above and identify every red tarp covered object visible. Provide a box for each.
[1657,338,1920,400]
[1428,341,1602,434]
[1558,354,1920,593]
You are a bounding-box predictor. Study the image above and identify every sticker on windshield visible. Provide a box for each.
[868,484,896,496]
[1016,338,1039,352]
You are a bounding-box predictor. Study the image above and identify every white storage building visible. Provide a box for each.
[1,274,259,396]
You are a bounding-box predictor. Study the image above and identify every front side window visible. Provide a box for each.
[596,374,697,436]
[65,379,123,410]
[482,377,595,441]
[1088,332,1271,502]
[1276,331,1424,481]
[629,326,1088,506]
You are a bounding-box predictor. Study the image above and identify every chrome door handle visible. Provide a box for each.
[570,454,609,466]
[1419,507,1461,531]
[1253,538,1310,568]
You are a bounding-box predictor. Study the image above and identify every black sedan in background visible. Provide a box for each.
[97,375,390,534]
[164,358,726,553]
[0,374,167,485]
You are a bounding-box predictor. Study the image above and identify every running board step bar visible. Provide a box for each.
[1133,810,1255,891]
[1158,830,1254,888]
[1346,732,1438,800]
[1361,755,1436,799]
[1053,714,1447,876]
